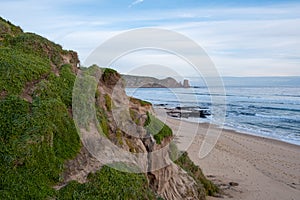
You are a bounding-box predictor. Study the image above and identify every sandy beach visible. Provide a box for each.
[155,108,300,200]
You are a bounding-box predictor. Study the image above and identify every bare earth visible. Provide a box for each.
[155,108,300,200]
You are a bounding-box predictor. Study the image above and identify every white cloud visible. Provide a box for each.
[1,1,299,76]
[128,0,144,8]
[160,8,300,76]
[59,5,300,76]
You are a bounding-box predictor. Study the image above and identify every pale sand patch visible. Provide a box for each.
[155,108,300,200]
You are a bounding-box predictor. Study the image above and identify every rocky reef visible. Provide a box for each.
[166,106,211,119]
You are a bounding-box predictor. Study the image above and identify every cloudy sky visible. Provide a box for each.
[1,0,300,77]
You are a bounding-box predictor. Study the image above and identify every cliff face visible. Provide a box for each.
[62,66,207,199]
[0,17,215,200]
[123,74,184,88]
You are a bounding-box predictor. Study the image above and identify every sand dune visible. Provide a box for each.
[155,108,300,200]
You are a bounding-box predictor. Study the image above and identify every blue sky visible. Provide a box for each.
[1,0,300,77]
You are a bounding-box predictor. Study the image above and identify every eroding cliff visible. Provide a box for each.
[65,66,209,199]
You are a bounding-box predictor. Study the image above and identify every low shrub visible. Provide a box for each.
[144,112,172,144]
[130,97,152,107]
[175,152,219,196]
[57,165,157,200]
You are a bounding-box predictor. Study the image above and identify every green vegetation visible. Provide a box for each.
[0,17,22,37]
[168,141,181,161]
[102,67,117,80]
[100,67,118,84]
[0,95,81,199]
[144,112,172,144]
[129,108,140,125]
[57,165,156,200]
[82,65,103,79]
[96,107,110,137]
[34,64,75,107]
[0,18,81,199]
[175,152,219,196]
[72,68,98,129]
[0,48,51,95]
[3,32,67,66]
[104,94,112,111]
[116,129,123,145]
[130,97,152,107]
[101,67,127,87]
[95,89,100,99]
[129,108,136,120]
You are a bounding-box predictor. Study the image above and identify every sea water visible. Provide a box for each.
[126,77,300,146]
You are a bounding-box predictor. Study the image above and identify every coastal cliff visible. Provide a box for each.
[0,17,216,199]
[123,74,190,88]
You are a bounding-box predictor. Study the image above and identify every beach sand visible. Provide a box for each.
[155,108,300,200]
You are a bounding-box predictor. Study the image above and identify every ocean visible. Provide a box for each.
[125,77,300,146]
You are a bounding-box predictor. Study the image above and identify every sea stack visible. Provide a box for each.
[183,79,190,88]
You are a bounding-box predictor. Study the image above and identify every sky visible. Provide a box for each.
[1,0,300,77]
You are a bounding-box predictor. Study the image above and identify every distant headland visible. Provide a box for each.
[122,74,190,88]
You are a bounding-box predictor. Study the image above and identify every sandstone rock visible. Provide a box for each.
[63,67,206,200]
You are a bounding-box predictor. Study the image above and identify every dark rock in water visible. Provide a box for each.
[229,182,239,187]
[155,103,168,107]
[207,175,216,178]
[175,106,209,111]
[167,106,211,119]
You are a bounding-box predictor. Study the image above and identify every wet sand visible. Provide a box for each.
[155,108,300,200]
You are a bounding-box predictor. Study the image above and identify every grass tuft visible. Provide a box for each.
[144,112,172,144]
[175,152,219,196]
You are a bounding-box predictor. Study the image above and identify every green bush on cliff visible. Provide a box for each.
[96,107,110,137]
[103,68,117,81]
[3,32,66,66]
[144,112,172,144]
[175,152,219,196]
[130,97,152,107]
[0,17,23,37]
[104,93,112,111]
[57,165,156,200]
[0,20,82,198]
[34,64,75,107]
[0,48,51,95]
[0,96,81,199]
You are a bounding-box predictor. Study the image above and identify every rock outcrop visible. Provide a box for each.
[66,67,207,199]
[183,79,190,88]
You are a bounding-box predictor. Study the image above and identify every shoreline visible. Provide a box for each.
[182,117,300,149]
[159,106,300,147]
[155,108,300,200]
